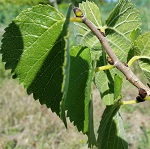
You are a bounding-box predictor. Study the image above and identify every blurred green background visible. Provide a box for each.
[0,0,150,148]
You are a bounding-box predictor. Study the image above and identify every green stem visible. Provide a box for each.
[70,17,83,23]
[120,100,138,105]
[95,65,114,72]
[120,96,150,105]
[128,56,150,67]
[145,96,150,101]
[96,56,150,72]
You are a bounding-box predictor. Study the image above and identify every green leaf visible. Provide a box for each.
[1,5,69,116]
[60,4,72,127]
[134,32,150,56]
[95,69,115,105]
[95,0,140,105]
[95,65,123,105]
[88,100,97,147]
[95,58,123,106]
[139,59,150,83]
[130,28,142,44]
[65,45,96,146]
[105,0,141,62]
[74,1,102,50]
[114,74,123,101]
[97,104,128,149]
[95,54,114,105]
[97,68,124,149]
[127,28,142,61]
[134,32,150,82]
[75,0,140,62]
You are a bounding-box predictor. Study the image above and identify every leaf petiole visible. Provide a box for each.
[70,17,83,23]
[95,65,114,72]
[128,56,150,67]
[145,96,150,101]
[120,96,150,105]
[120,100,138,105]
[96,55,150,73]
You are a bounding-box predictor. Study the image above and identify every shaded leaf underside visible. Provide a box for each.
[97,74,127,149]
[134,32,150,83]
[105,0,141,62]
[94,0,140,105]
[75,0,141,62]
[65,46,96,146]
[97,104,128,149]
[74,1,102,51]
[74,0,140,105]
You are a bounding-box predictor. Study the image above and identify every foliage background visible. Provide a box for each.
[0,0,150,148]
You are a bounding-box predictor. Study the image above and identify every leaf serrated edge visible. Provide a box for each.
[60,4,72,128]
[15,4,64,21]
[0,4,67,116]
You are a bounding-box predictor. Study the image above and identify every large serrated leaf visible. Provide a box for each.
[74,1,102,50]
[105,0,141,62]
[133,32,150,82]
[74,0,140,62]
[0,4,69,116]
[65,45,96,146]
[97,104,128,149]
[97,74,125,148]
[97,71,124,149]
